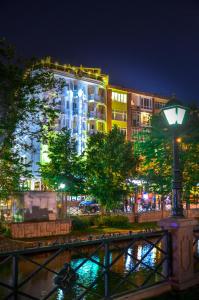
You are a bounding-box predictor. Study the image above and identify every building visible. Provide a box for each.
[107,85,168,140]
[22,59,169,190]
[25,58,109,190]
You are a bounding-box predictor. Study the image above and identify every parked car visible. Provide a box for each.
[79,200,100,214]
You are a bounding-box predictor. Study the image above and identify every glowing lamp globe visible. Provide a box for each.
[162,105,186,125]
[59,183,66,189]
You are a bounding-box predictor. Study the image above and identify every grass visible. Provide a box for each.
[70,221,159,236]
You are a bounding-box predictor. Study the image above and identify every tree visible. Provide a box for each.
[0,144,30,200]
[134,101,199,202]
[85,126,136,211]
[0,39,64,200]
[40,128,86,195]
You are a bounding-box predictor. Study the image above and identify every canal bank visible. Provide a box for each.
[0,221,159,252]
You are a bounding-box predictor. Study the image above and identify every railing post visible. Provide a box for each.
[13,254,19,300]
[104,241,110,299]
[159,217,198,290]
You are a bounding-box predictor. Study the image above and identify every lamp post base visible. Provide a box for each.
[159,217,198,290]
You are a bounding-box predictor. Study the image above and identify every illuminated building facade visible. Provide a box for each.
[26,59,108,189]
[22,59,168,190]
[107,85,168,140]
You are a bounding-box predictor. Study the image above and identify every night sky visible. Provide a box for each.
[1,0,199,104]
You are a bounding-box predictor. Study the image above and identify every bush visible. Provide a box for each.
[71,217,90,231]
[94,215,130,228]
[2,225,11,237]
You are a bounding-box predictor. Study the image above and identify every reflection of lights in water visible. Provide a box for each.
[125,248,132,271]
[137,244,157,270]
[197,240,199,254]
[103,253,112,266]
[137,245,142,261]
[71,256,100,287]
[57,289,64,300]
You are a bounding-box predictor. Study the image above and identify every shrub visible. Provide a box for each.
[71,217,90,231]
[94,215,130,228]
[2,226,11,237]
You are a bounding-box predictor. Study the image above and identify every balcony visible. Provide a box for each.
[88,111,106,120]
[88,94,105,104]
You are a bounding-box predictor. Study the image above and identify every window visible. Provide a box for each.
[140,112,151,126]
[155,102,165,109]
[140,97,152,110]
[112,110,127,121]
[97,122,105,132]
[112,91,127,103]
[120,128,127,136]
[132,128,141,140]
[132,111,140,127]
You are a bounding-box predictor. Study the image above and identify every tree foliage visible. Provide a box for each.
[40,128,86,195]
[0,39,64,200]
[85,126,137,210]
[134,101,199,199]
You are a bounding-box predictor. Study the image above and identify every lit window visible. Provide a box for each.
[112,110,127,121]
[112,92,127,103]
[140,112,151,126]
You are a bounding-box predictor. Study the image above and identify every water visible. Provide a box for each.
[0,239,167,300]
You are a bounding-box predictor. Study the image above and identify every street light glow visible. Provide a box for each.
[163,106,186,125]
[59,183,66,189]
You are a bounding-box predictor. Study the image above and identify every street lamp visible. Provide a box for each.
[58,183,67,219]
[162,104,187,217]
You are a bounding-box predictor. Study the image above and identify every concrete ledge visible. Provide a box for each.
[115,282,171,300]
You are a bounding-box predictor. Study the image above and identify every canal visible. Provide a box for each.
[0,234,169,300]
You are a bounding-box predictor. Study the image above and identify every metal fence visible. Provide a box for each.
[0,230,171,300]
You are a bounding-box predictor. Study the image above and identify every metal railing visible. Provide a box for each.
[0,230,171,300]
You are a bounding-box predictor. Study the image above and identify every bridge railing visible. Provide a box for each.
[0,230,170,300]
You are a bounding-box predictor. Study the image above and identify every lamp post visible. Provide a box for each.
[162,104,186,217]
[59,183,67,219]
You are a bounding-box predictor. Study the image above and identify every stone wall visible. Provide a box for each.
[126,214,135,223]
[185,209,199,219]
[137,210,170,223]
[10,220,71,239]
[137,209,199,223]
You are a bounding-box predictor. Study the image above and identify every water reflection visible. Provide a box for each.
[0,241,165,300]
